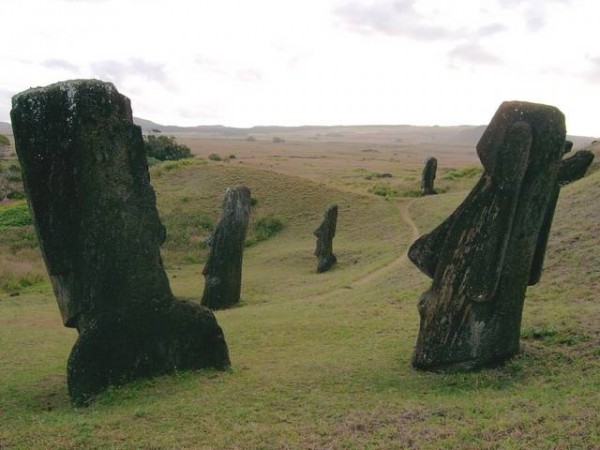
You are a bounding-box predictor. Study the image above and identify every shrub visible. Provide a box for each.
[246,216,283,247]
[208,153,222,162]
[442,167,482,180]
[144,135,191,161]
[369,184,398,198]
[6,191,26,200]
[0,134,10,146]
[272,137,285,143]
[400,189,422,198]
[0,201,32,228]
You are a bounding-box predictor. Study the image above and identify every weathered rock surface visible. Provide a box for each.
[408,101,567,371]
[420,157,438,196]
[314,204,338,273]
[11,79,230,404]
[201,186,251,310]
[558,149,595,185]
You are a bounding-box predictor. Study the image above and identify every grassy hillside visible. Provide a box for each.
[0,157,598,449]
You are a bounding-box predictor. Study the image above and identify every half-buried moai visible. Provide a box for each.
[201,186,251,310]
[408,101,569,372]
[11,80,230,405]
[314,204,338,273]
[420,157,438,196]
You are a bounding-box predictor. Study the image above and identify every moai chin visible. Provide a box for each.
[201,186,251,310]
[557,141,595,186]
[314,204,338,273]
[408,101,567,371]
[11,79,230,404]
[420,157,438,196]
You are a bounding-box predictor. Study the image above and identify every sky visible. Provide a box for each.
[2,0,599,135]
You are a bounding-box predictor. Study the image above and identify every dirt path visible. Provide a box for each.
[306,198,421,301]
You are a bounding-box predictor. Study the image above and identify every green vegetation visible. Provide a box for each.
[0,200,31,228]
[442,166,482,180]
[245,215,284,247]
[369,183,398,198]
[208,153,222,161]
[144,134,191,161]
[0,155,598,449]
[0,133,10,146]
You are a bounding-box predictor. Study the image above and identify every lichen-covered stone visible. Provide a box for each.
[420,157,437,196]
[408,101,566,371]
[314,204,338,273]
[11,79,229,404]
[201,186,251,310]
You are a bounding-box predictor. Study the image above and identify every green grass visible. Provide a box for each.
[0,161,598,449]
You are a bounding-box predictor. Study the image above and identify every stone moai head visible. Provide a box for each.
[11,80,171,328]
[420,157,437,196]
[11,79,230,405]
[408,101,566,371]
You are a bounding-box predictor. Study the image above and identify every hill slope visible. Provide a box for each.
[0,156,598,449]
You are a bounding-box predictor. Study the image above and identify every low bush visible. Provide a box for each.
[442,166,481,180]
[246,215,284,247]
[0,201,32,228]
[369,184,398,198]
[144,135,191,161]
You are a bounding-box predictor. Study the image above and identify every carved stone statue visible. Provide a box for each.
[408,101,567,371]
[201,186,251,310]
[314,204,338,273]
[11,80,230,404]
[557,143,594,185]
[420,157,438,196]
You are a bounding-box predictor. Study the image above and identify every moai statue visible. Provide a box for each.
[11,80,230,404]
[314,204,338,273]
[557,141,595,185]
[408,101,568,371]
[201,186,251,310]
[420,157,438,196]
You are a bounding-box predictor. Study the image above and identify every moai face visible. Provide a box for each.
[409,101,566,371]
[11,80,170,328]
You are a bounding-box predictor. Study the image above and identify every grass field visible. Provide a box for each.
[0,131,598,449]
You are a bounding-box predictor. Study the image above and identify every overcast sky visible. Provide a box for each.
[2,0,599,135]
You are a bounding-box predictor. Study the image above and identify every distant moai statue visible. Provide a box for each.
[420,157,438,196]
[11,80,230,405]
[557,140,595,185]
[314,204,338,273]
[408,101,569,371]
[201,186,251,310]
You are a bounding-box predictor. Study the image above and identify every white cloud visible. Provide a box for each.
[0,0,598,136]
[449,44,502,66]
